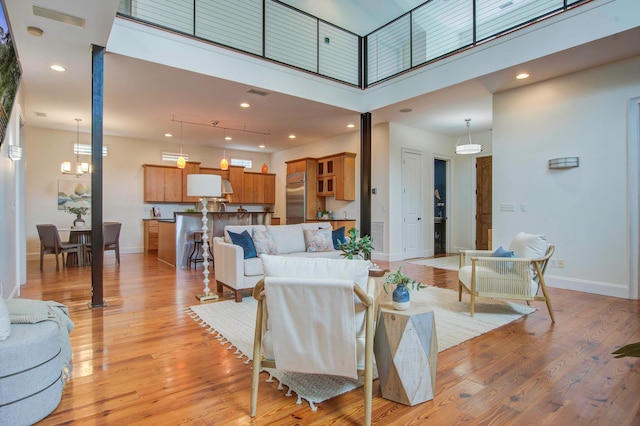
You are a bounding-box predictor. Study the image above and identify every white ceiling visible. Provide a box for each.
[4,0,640,154]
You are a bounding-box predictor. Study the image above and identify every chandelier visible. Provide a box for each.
[61,118,90,177]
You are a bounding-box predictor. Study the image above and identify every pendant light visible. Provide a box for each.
[176,120,186,169]
[455,118,482,155]
[61,118,90,177]
[220,129,229,170]
[261,136,268,173]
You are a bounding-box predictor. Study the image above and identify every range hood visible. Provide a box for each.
[221,178,233,194]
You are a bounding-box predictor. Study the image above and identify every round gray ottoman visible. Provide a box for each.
[0,320,64,425]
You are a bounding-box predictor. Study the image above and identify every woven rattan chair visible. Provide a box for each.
[250,255,375,425]
[458,232,556,322]
[36,224,83,271]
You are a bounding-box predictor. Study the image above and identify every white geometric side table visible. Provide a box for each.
[373,302,438,406]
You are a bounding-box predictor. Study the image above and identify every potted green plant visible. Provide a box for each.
[383,267,425,311]
[338,228,373,260]
[64,206,89,227]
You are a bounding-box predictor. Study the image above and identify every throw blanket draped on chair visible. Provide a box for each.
[264,277,357,379]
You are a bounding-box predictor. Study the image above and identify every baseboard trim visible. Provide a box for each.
[546,275,630,299]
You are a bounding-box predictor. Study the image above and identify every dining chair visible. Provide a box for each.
[84,222,122,264]
[103,222,122,263]
[36,224,83,271]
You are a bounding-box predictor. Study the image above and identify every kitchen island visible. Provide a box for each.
[156,211,272,268]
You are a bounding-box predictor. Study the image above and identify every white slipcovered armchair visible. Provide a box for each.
[250,255,375,425]
[458,232,556,322]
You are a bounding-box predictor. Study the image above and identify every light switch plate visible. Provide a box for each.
[500,203,515,212]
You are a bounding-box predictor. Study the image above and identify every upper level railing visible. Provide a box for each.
[117,0,590,89]
[366,0,587,86]
[116,0,361,87]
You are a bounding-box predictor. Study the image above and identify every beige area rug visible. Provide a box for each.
[410,255,460,271]
[187,286,534,409]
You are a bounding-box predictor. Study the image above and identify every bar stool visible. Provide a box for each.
[188,231,213,268]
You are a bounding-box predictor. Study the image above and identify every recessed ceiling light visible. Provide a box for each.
[259,144,265,148]
[50,64,66,72]
[399,108,412,113]
[164,133,173,138]
[27,26,44,37]
[225,136,232,140]
[516,73,530,79]
[289,134,296,139]
[347,123,355,128]
[240,102,250,108]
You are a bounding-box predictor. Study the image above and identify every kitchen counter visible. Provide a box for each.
[159,211,273,268]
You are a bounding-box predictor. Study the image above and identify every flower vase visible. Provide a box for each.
[392,283,410,311]
[73,214,85,228]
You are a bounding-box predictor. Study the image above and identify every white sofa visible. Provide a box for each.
[213,222,344,302]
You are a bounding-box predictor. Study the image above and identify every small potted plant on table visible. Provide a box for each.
[64,206,89,228]
[383,268,425,310]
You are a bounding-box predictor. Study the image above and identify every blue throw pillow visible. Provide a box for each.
[493,246,515,270]
[228,230,257,259]
[493,246,515,258]
[332,226,346,250]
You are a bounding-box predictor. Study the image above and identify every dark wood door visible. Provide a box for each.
[476,156,492,250]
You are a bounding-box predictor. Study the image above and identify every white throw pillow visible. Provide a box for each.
[252,228,277,255]
[509,232,549,259]
[304,228,334,252]
[0,298,10,341]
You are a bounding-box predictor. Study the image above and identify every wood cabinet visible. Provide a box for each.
[227,166,245,204]
[286,158,325,221]
[157,221,176,267]
[287,159,309,174]
[143,164,274,205]
[143,219,159,253]
[264,173,275,204]
[199,167,229,179]
[317,157,335,197]
[243,172,258,204]
[334,153,356,201]
[181,162,201,203]
[244,172,276,204]
[143,165,182,202]
[319,152,356,201]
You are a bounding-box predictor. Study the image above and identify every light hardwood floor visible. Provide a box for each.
[20,253,640,425]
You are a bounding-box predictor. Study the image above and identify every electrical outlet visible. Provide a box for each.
[549,259,557,268]
[558,259,565,268]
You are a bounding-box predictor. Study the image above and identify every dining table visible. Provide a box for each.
[59,227,92,267]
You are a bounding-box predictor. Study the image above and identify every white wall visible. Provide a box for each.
[0,91,25,298]
[387,122,479,261]
[370,123,390,257]
[493,56,640,298]
[25,128,272,258]
[450,130,493,253]
[271,130,361,223]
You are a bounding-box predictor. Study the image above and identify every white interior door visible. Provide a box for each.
[402,149,423,259]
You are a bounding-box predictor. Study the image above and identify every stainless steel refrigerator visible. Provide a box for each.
[286,172,306,224]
